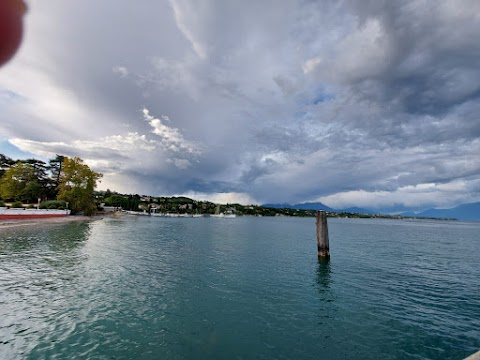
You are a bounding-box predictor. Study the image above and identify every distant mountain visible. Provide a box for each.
[416,208,453,219]
[262,202,333,211]
[262,203,293,209]
[292,202,334,211]
[262,201,480,220]
[398,211,417,217]
[337,207,376,215]
[416,202,480,221]
[367,205,420,215]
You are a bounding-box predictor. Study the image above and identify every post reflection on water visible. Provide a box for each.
[315,258,336,333]
[316,258,331,295]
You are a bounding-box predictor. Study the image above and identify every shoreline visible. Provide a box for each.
[0,214,108,230]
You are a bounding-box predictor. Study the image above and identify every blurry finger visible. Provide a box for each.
[0,0,27,66]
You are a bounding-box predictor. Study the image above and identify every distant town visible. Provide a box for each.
[95,190,456,220]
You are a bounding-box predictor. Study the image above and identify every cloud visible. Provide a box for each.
[319,178,480,211]
[169,0,208,59]
[10,132,156,159]
[0,0,479,208]
[8,107,201,191]
[112,66,129,78]
[302,57,322,75]
[182,191,257,205]
[143,108,199,155]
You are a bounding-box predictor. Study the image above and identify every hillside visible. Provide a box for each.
[416,202,480,221]
[262,201,480,220]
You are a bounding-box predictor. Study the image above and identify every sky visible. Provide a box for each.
[1,0,480,211]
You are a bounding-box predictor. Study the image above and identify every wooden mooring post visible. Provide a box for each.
[316,211,330,259]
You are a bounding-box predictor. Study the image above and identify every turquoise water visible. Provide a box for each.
[0,216,479,359]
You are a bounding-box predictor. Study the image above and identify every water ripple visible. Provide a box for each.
[0,217,479,359]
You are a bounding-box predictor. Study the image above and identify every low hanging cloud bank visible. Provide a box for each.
[1,0,479,209]
[319,179,480,212]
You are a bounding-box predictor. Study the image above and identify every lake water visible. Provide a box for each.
[0,216,479,359]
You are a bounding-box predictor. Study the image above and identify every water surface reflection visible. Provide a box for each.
[316,259,331,293]
[0,222,92,359]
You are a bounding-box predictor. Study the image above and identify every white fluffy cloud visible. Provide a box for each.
[319,179,480,211]
[143,108,198,155]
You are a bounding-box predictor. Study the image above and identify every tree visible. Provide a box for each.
[0,162,43,202]
[57,157,102,215]
[21,158,49,199]
[0,153,15,178]
[104,188,112,199]
[48,154,65,198]
[104,194,127,208]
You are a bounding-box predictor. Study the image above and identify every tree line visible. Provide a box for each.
[0,154,102,215]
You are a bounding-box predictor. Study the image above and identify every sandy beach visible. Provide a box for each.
[0,214,107,230]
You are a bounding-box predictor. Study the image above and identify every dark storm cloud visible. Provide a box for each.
[337,1,480,114]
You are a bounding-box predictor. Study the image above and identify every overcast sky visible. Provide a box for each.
[1,0,479,210]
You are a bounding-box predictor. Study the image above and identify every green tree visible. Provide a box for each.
[57,157,102,215]
[126,194,140,211]
[104,194,127,208]
[0,162,42,202]
[0,154,15,178]
[104,188,112,199]
[21,158,50,200]
[48,154,65,198]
